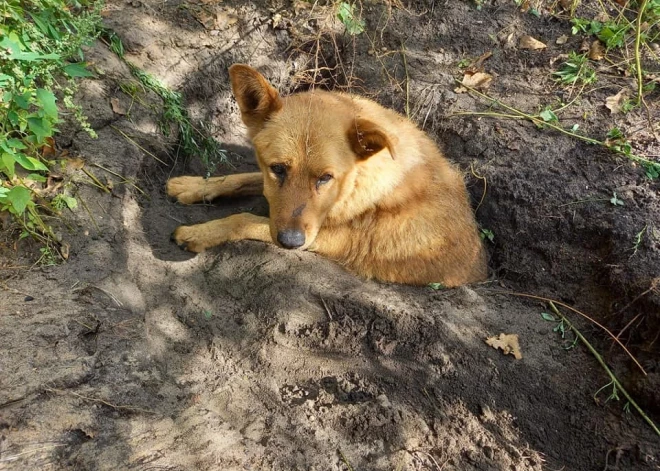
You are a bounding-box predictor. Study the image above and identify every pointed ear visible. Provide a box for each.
[347,118,397,160]
[229,64,283,134]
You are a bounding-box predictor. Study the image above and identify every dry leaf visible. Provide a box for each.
[579,39,590,52]
[605,89,628,114]
[485,333,522,360]
[455,71,493,93]
[110,97,127,115]
[588,40,605,61]
[556,34,568,45]
[519,35,547,50]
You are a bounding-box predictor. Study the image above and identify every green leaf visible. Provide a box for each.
[14,154,49,171]
[27,173,48,182]
[539,109,558,123]
[63,63,95,78]
[61,195,77,209]
[36,88,58,120]
[8,50,61,62]
[428,282,445,290]
[13,91,32,110]
[610,192,624,206]
[27,117,52,138]
[5,138,27,150]
[337,2,365,35]
[1,153,16,178]
[6,186,31,215]
[541,312,556,322]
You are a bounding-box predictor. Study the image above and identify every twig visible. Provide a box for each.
[80,167,111,194]
[0,444,66,463]
[400,40,410,118]
[548,302,659,437]
[45,388,154,414]
[470,163,487,213]
[455,82,659,169]
[92,162,147,196]
[483,289,646,375]
[111,125,168,166]
[634,0,648,104]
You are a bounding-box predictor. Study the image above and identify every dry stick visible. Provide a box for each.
[110,125,168,166]
[470,163,487,213]
[400,39,410,118]
[92,162,147,196]
[484,290,647,376]
[548,302,660,437]
[80,167,111,193]
[455,82,658,169]
[634,0,648,104]
[45,388,153,414]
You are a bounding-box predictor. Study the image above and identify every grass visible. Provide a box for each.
[545,301,659,437]
[102,31,229,177]
[0,0,103,259]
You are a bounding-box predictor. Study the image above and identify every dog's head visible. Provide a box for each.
[229,64,396,250]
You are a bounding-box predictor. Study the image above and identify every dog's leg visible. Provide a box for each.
[172,213,271,252]
[166,172,263,204]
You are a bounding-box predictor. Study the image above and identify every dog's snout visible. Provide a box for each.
[277,229,305,249]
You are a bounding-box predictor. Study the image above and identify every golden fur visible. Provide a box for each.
[167,64,487,286]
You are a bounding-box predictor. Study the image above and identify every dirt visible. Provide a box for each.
[1,0,659,470]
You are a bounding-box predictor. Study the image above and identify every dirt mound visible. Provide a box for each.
[1,1,659,470]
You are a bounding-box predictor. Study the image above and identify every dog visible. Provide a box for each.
[166,64,487,287]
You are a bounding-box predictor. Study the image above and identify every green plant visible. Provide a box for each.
[541,312,578,349]
[103,31,228,177]
[609,192,624,206]
[631,225,647,256]
[480,228,495,243]
[337,2,365,35]
[0,0,102,257]
[428,282,445,290]
[553,52,596,85]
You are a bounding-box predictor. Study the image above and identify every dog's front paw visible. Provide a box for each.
[166,176,206,204]
[171,225,209,253]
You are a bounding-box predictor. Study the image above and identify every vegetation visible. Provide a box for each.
[0,0,102,257]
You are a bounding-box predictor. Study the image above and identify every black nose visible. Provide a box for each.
[277,229,305,249]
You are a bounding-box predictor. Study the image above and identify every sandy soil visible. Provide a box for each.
[1,1,659,470]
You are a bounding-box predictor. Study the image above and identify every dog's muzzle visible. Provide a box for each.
[277,229,305,249]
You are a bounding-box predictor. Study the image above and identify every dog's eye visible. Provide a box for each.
[270,164,287,178]
[317,174,333,185]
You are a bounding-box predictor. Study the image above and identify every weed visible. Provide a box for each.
[631,225,647,256]
[103,31,228,176]
[553,52,596,85]
[480,228,495,243]
[336,2,365,35]
[0,0,102,258]
[541,312,578,350]
[609,192,625,206]
[428,282,445,290]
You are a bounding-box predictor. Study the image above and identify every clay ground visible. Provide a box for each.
[1,0,659,470]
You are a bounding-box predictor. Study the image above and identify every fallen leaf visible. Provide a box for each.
[110,97,127,115]
[556,34,568,45]
[455,71,493,93]
[41,137,56,157]
[485,333,522,360]
[519,35,547,50]
[579,39,590,52]
[588,40,605,61]
[605,89,628,114]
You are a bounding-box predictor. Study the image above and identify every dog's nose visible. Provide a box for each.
[277,229,305,249]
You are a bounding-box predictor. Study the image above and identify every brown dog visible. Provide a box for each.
[167,64,487,286]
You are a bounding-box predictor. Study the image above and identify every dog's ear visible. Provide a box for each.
[229,64,283,133]
[347,118,397,160]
